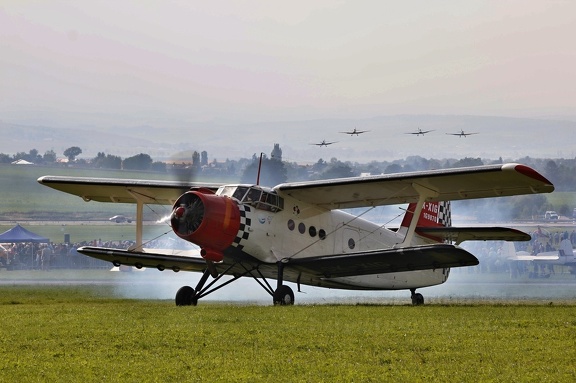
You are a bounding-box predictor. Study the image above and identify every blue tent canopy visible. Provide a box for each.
[0,224,49,243]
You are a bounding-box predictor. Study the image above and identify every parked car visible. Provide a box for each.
[544,211,558,220]
[109,215,132,223]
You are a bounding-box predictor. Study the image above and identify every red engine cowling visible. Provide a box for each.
[170,190,241,262]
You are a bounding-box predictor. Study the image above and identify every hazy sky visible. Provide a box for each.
[2,1,575,129]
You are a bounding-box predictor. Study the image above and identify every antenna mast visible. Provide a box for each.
[256,152,264,185]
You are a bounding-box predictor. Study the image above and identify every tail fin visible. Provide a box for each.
[399,201,451,242]
[400,201,452,228]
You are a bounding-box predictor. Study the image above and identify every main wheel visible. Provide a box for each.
[273,285,295,305]
[175,286,197,306]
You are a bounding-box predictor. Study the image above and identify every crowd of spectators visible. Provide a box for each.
[0,237,196,271]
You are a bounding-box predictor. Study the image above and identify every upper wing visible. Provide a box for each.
[275,163,554,210]
[37,176,222,205]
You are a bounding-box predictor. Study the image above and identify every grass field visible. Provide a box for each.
[0,286,575,382]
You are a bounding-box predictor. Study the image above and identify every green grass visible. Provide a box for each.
[0,286,575,382]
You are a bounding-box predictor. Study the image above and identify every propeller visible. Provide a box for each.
[172,193,205,235]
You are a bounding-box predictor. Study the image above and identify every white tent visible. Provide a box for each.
[11,159,34,165]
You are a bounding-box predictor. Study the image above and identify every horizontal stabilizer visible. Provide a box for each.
[288,244,478,278]
[509,254,560,262]
[416,227,531,244]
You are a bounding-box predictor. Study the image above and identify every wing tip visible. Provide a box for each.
[506,163,554,191]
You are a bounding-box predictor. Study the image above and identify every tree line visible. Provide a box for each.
[2,145,575,218]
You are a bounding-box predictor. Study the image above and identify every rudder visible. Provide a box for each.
[400,201,452,229]
[399,201,452,243]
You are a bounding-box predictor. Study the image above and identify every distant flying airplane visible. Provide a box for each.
[340,128,369,136]
[311,140,337,147]
[406,128,434,136]
[38,163,553,306]
[446,129,479,137]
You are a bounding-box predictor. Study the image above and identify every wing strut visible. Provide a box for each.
[135,200,144,250]
[398,183,438,247]
[124,190,147,251]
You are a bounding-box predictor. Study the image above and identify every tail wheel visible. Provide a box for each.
[273,285,295,306]
[411,292,424,305]
[175,286,197,306]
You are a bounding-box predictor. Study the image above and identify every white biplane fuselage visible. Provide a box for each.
[215,184,448,290]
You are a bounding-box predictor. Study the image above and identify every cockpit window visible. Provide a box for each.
[231,186,249,201]
[218,185,283,212]
[218,186,237,198]
[255,189,284,212]
[245,188,262,203]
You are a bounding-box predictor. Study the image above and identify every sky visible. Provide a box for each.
[2,1,575,127]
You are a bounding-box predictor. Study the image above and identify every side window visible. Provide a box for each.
[266,193,278,205]
[254,191,284,212]
[245,188,262,203]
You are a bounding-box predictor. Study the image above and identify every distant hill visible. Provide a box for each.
[2,115,576,163]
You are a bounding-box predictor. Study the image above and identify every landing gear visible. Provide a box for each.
[410,288,424,305]
[173,260,297,306]
[273,285,294,305]
[175,286,198,306]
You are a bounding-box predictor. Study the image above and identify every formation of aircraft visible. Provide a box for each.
[313,127,481,146]
[314,127,484,144]
[446,129,479,137]
[405,128,434,136]
[311,140,338,147]
[340,128,370,136]
[38,162,554,306]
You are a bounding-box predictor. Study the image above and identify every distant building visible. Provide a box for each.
[271,143,282,161]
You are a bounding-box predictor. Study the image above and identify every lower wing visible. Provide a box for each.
[77,246,208,272]
[78,243,478,279]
